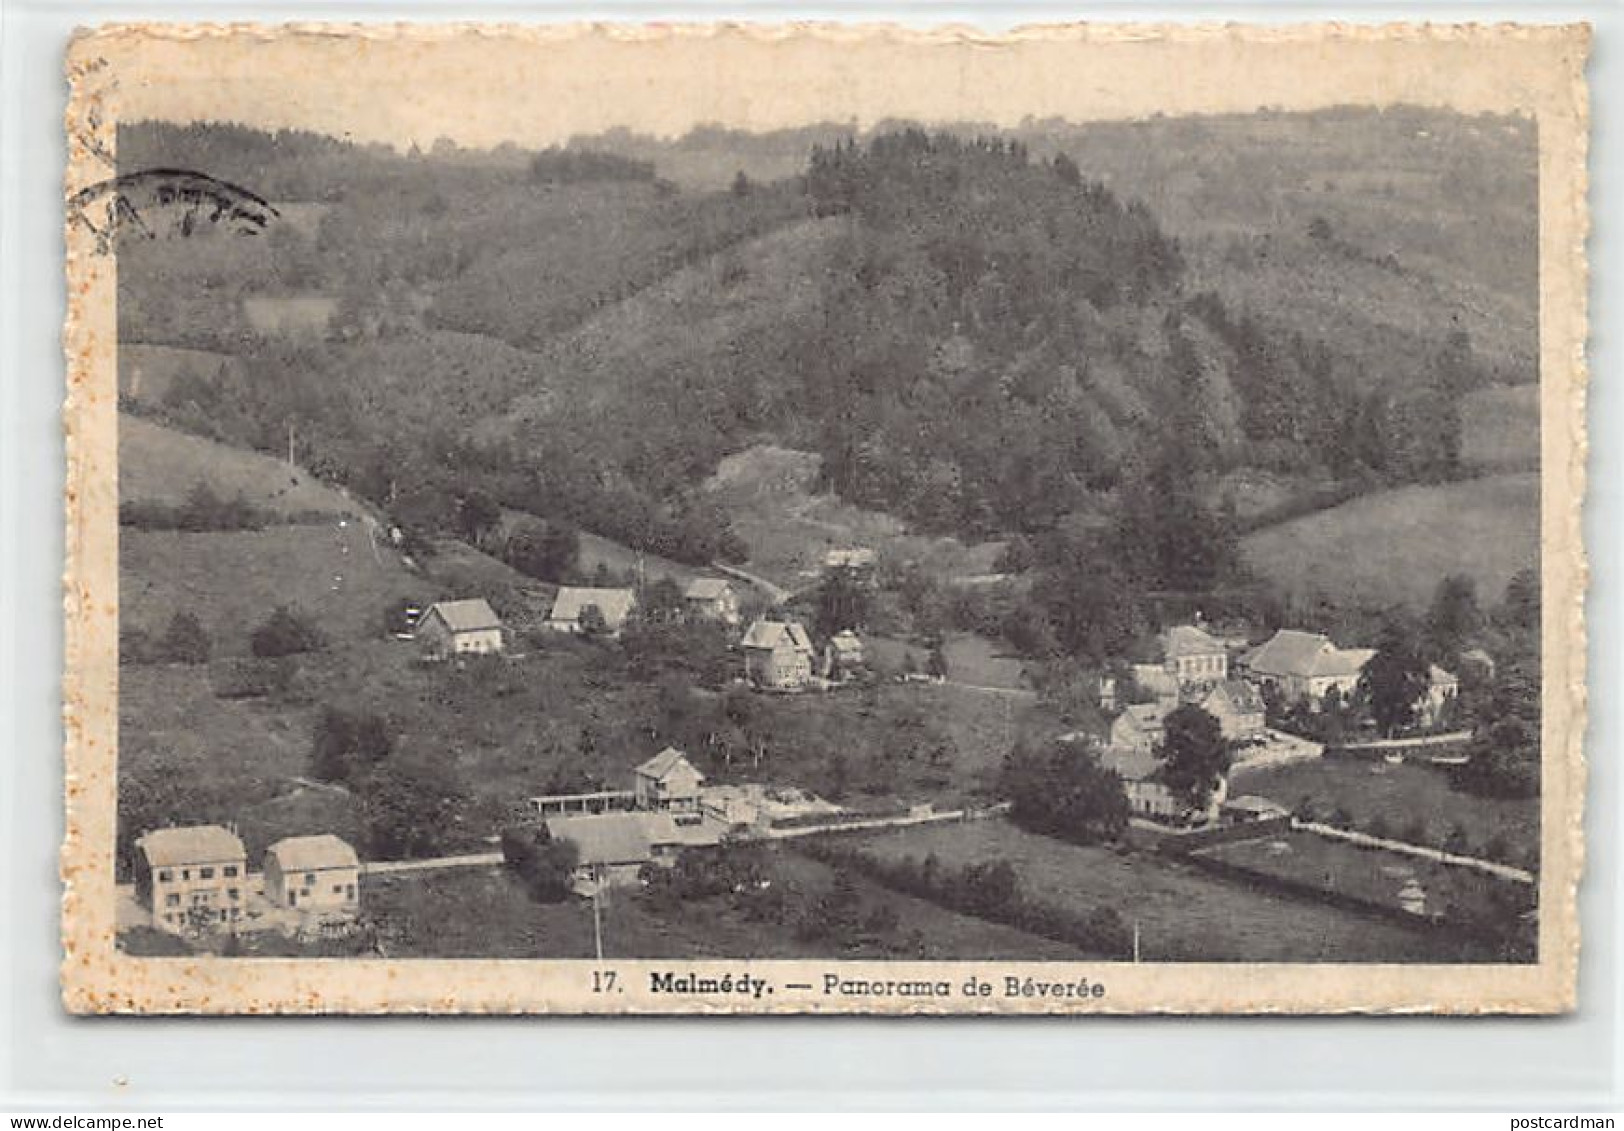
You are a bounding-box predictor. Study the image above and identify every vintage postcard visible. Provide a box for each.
[62,22,1588,1014]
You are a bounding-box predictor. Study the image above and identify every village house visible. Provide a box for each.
[1157,623,1229,689]
[263,834,361,921]
[823,629,867,679]
[683,578,742,627]
[543,812,714,895]
[545,586,638,638]
[1241,629,1375,708]
[135,824,247,934]
[1098,739,1228,825]
[1110,701,1168,754]
[1199,679,1268,743]
[740,618,816,690]
[415,597,505,660]
[634,747,706,814]
[1416,664,1460,728]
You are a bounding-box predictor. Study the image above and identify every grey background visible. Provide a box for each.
[2,0,1619,1110]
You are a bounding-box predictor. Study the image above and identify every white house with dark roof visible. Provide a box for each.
[263,834,361,918]
[416,597,505,659]
[634,747,706,813]
[683,578,741,627]
[1098,735,1228,824]
[1241,629,1374,707]
[545,586,638,638]
[740,618,816,690]
[135,824,247,934]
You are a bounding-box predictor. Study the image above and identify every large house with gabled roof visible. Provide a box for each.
[545,586,638,638]
[633,747,705,813]
[740,618,816,690]
[135,824,247,934]
[1240,629,1374,707]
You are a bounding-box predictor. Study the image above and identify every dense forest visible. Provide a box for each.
[120,118,1506,578]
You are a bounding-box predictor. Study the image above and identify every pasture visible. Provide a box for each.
[121,413,361,517]
[854,818,1495,963]
[1230,756,1539,867]
[1461,383,1540,472]
[1240,472,1538,610]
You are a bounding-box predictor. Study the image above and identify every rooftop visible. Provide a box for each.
[138,825,246,868]
[549,586,638,627]
[265,834,359,872]
[426,597,502,634]
[740,619,814,653]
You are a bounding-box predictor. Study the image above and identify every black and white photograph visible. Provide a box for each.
[60,22,1587,1014]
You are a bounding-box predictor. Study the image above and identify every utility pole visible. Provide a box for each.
[1133,918,1141,964]
[592,872,605,964]
[287,419,296,468]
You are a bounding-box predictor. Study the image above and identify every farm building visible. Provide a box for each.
[1199,679,1267,743]
[263,834,361,921]
[1240,629,1374,707]
[416,598,505,659]
[546,586,638,637]
[741,619,816,690]
[1109,702,1169,755]
[1221,795,1291,825]
[683,578,741,627]
[135,824,247,934]
[634,747,706,813]
[543,812,704,895]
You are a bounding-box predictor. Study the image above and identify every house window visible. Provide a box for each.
[181,869,191,881]
[346,885,356,899]
[157,869,173,882]
[332,884,344,894]
[304,873,316,885]
[228,888,240,901]
[199,867,214,880]
[165,893,180,907]
[224,865,238,878]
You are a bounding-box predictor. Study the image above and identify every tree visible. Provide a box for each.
[1455,663,1540,799]
[359,751,467,860]
[501,824,579,902]
[455,488,502,546]
[577,603,610,638]
[815,566,871,637]
[504,518,579,583]
[1360,612,1429,738]
[311,705,394,784]
[1002,739,1130,845]
[730,169,753,197]
[1158,704,1231,813]
[250,605,325,658]
[925,642,948,682]
[159,611,211,664]
[1499,568,1540,633]
[1426,574,1482,657]
[639,578,686,625]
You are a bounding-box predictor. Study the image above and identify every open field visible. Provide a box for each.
[702,443,1004,592]
[1461,383,1540,472]
[1231,757,1539,867]
[121,413,362,517]
[358,848,1084,961]
[866,632,1031,691]
[1240,472,1538,610]
[854,818,1497,962]
[120,523,428,654]
[1194,830,1534,952]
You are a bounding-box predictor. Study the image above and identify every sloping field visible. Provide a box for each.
[1241,472,1538,610]
[120,522,427,654]
[120,413,361,517]
[855,818,1493,963]
[1461,383,1540,472]
[119,344,243,406]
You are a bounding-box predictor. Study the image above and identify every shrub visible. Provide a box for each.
[158,611,211,664]
[501,825,579,903]
[251,605,326,658]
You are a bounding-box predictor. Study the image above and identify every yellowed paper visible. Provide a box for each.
[64,21,1588,1014]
